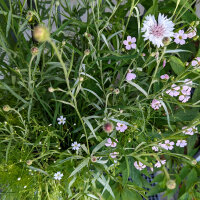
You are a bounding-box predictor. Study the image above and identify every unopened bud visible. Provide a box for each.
[31,46,39,55]
[26,11,33,22]
[191,159,197,166]
[3,105,11,112]
[162,37,171,46]
[26,160,33,165]
[55,1,60,7]
[79,77,84,82]
[48,87,54,93]
[103,122,114,133]
[166,180,176,190]
[91,156,97,162]
[33,25,50,43]
[114,88,120,94]
[84,49,90,56]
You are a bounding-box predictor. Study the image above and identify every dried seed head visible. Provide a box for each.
[31,46,39,55]
[166,180,176,190]
[103,122,114,134]
[33,25,50,43]
[3,105,11,112]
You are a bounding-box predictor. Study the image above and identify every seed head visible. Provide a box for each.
[166,180,176,190]
[33,25,50,43]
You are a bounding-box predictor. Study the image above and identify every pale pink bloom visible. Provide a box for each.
[116,122,128,132]
[151,99,162,110]
[142,53,146,56]
[191,57,200,67]
[134,161,146,171]
[181,86,191,95]
[160,140,174,150]
[110,152,119,158]
[186,62,189,66]
[176,140,187,147]
[174,30,187,45]
[71,142,81,151]
[182,126,197,135]
[160,74,169,80]
[178,95,190,103]
[123,36,136,50]
[150,167,154,172]
[166,84,180,97]
[141,13,174,48]
[105,138,118,147]
[187,27,197,38]
[152,146,159,152]
[163,59,166,67]
[126,70,136,81]
[154,160,166,168]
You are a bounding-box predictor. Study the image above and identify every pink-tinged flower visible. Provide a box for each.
[191,57,200,67]
[110,152,119,158]
[134,161,146,171]
[152,146,159,151]
[166,84,180,97]
[181,86,191,95]
[182,126,197,135]
[174,30,187,45]
[71,142,81,151]
[151,99,162,110]
[141,13,174,48]
[116,122,128,132]
[176,140,187,147]
[160,140,174,150]
[154,160,166,168]
[126,69,136,81]
[142,53,146,56]
[163,59,167,67]
[105,138,118,147]
[123,36,136,50]
[178,95,190,103]
[103,122,114,133]
[184,79,193,86]
[160,74,169,80]
[187,27,197,38]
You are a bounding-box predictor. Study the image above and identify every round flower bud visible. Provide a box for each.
[91,156,97,162]
[103,122,114,134]
[62,40,66,46]
[33,25,50,43]
[48,87,54,93]
[55,1,60,7]
[162,37,171,46]
[26,160,33,165]
[166,180,176,190]
[3,105,11,112]
[191,159,197,166]
[114,88,120,95]
[31,46,39,55]
[26,11,33,22]
[84,49,90,56]
[79,77,84,82]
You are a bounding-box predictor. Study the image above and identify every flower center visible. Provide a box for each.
[179,36,182,40]
[128,41,132,45]
[150,24,165,37]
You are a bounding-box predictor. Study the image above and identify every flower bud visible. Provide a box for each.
[26,11,33,22]
[91,156,97,162]
[191,159,197,166]
[33,25,50,43]
[84,49,90,56]
[79,77,84,82]
[26,160,33,165]
[114,88,120,95]
[55,1,60,7]
[103,122,114,133]
[162,37,171,46]
[3,105,11,112]
[31,46,39,55]
[48,87,54,93]
[166,180,176,190]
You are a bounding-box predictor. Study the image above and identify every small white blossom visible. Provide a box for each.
[176,140,187,147]
[57,116,66,125]
[160,140,174,150]
[152,146,159,152]
[54,171,63,180]
[182,126,197,136]
[71,141,81,150]
[154,160,166,168]
[134,161,146,171]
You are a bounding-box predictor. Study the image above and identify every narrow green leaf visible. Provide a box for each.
[170,56,185,75]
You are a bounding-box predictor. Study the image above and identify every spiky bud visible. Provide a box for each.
[33,25,50,43]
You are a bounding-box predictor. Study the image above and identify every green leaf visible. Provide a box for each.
[6,10,12,37]
[186,168,197,190]
[121,189,143,200]
[127,81,148,97]
[170,56,185,75]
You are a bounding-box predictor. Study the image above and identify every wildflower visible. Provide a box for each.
[57,116,66,125]
[103,122,114,133]
[191,57,200,68]
[71,141,81,150]
[79,77,84,82]
[54,172,63,180]
[166,84,180,97]
[154,160,166,168]
[116,122,128,132]
[160,140,174,150]
[48,87,55,93]
[152,146,159,152]
[141,13,174,48]
[176,140,187,147]
[110,152,119,158]
[123,36,136,50]
[114,88,120,94]
[174,30,187,45]
[126,70,136,81]
[187,27,197,38]
[182,126,197,135]
[162,37,171,46]
[105,138,118,147]
[151,99,162,110]
[84,49,90,56]
[31,46,39,55]
[166,180,176,190]
[17,177,21,181]
[163,59,167,67]
[178,95,190,103]
[134,161,146,171]
[191,159,197,165]
[3,105,11,112]
[91,156,97,162]
[33,25,50,43]
[160,74,169,80]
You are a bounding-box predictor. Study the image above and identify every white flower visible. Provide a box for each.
[54,171,63,180]
[71,141,81,150]
[174,30,187,45]
[57,115,66,125]
[160,140,174,150]
[176,140,187,147]
[182,126,197,135]
[154,160,166,168]
[123,36,137,50]
[141,13,174,48]
[134,161,146,171]
[152,146,159,152]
